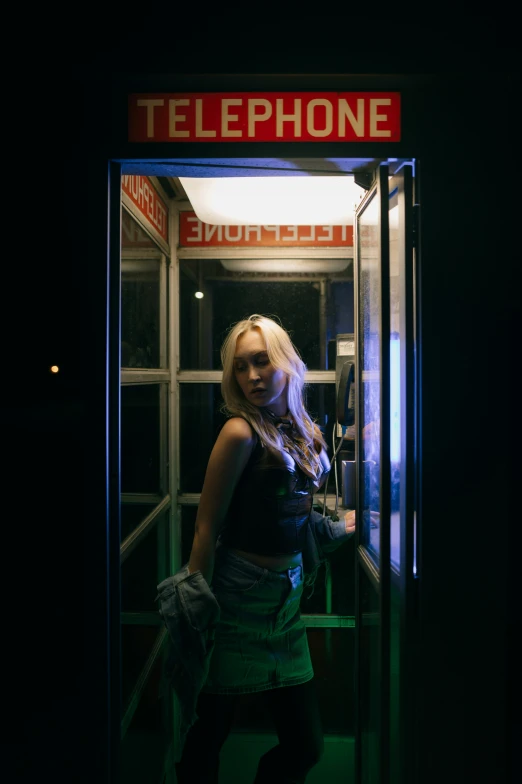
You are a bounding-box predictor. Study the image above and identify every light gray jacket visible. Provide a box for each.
[155,566,220,762]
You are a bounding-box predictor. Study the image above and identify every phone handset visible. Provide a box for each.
[336,360,355,428]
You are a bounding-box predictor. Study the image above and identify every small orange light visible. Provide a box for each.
[50,365,60,374]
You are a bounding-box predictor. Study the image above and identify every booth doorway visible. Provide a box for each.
[118,157,417,784]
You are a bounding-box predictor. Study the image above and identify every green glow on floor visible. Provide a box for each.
[219,732,354,784]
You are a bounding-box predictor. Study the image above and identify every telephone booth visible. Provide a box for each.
[78,72,511,784]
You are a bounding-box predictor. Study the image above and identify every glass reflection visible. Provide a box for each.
[359,194,381,564]
[389,200,401,571]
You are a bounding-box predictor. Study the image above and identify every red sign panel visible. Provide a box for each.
[121,175,168,242]
[128,92,400,143]
[179,211,353,247]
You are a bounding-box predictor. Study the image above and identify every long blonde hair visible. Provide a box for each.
[220,314,326,478]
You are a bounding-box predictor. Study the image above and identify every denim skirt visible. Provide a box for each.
[202,545,313,694]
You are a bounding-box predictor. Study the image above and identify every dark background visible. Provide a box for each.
[8,19,518,784]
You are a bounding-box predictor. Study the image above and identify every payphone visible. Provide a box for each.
[331,334,356,510]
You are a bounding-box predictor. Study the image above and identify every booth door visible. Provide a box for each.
[354,163,418,784]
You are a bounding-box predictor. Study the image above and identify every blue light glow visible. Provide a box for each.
[390,337,400,463]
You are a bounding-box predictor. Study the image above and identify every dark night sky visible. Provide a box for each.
[23,15,519,397]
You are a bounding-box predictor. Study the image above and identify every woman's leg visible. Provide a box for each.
[176,692,238,784]
[254,679,324,784]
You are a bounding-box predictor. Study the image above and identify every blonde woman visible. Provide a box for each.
[175,314,355,784]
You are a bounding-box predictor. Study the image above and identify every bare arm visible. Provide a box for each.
[188,417,255,585]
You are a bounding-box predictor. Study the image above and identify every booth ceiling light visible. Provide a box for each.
[220,259,350,273]
[179,176,365,226]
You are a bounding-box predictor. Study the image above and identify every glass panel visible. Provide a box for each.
[121,501,159,541]
[311,627,355,735]
[305,378,336,429]
[300,536,356,616]
[121,527,160,613]
[179,384,226,493]
[180,506,197,567]
[359,194,381,566]
[179,259,354,371]
[389,189,403,782]
[390,580,401,783]
[120,653,171,784]
[359,566,380,784]
[121,384,164,494]
[121,208,157,251]
[389,197,401,572]
[121,625,162,710]
[121,257,161,369]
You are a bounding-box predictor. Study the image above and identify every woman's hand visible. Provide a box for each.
[343,509,356,535]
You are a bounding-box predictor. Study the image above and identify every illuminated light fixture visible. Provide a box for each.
[179,176,365,226]
[195,290,204,299]
[220,259,350,273]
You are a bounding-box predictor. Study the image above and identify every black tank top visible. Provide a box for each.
[219,432,315,556]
